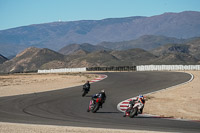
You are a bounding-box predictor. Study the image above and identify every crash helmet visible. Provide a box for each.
[139,94,144,99]
[101,89,105,93]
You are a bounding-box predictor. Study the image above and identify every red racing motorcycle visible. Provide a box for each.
[87,97,102,113]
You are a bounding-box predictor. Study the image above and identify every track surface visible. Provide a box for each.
[0,72,200,132]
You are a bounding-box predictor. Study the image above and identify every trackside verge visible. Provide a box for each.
[117,72,195,121]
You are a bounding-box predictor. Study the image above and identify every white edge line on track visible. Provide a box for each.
[117,72,197,122]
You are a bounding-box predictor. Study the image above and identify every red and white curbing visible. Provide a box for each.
[117,72,199,122]
[90,74,107,83]
[117,97,138,112]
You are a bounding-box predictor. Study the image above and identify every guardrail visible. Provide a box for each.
[137,65,200,71]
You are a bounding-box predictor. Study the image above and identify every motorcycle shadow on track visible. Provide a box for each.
[95,111,121,114]
[123,114,172,119]
[85,95,93,97]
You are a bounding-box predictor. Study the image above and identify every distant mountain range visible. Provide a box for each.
[97,35,187,50]
[0,11,200,57]
[0,37,199,73]
[59,43,109,55]
[0,54,8,64]
[151,37,200,63]
[0,47,65,73]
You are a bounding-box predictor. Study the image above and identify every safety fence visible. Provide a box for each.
[137,65,200,71]
[38,65,200,73]
[38,67,87,73]
[86,66,136,71]
[38,66,136,73]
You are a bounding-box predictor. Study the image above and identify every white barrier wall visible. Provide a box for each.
[38,67,87,73]
[38,65,200,73]
[137,65,200,71]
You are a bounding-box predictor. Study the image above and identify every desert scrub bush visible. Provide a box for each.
[145,95,155,101]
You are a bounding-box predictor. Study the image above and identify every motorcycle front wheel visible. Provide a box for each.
[129,107,138,118]
[82,90,88,97]
[92,103,99,113]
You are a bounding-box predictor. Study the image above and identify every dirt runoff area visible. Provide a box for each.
[0,73,97,97]
[0,71,199,133]
[144,71,200,121]
[0,122,171,133]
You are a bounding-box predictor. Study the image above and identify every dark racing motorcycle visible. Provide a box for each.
[87,97,102,113]
[82,85,90,97]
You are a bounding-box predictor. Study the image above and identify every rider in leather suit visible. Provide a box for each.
[92,89,106,108]
[83,81,90,91]
[123,95,145,117]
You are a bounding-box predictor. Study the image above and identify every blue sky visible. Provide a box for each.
[0,0,200,30]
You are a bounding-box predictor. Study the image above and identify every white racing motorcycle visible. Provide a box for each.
[124,101,144,118]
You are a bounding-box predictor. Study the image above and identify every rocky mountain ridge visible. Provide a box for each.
[97,35,187,50]
[59,43,110,55]
[0,54,8,64]
[1,11,200,57]
[0,37,199,73]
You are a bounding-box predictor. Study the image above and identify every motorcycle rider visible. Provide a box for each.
[136,95,145,114]
[123,94,145,117]
[83,81,90,91]
[92,89,106,108]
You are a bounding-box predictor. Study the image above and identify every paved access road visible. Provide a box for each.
[0,72,199,132]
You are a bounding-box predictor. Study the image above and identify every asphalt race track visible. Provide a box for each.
[0,72,200,132]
